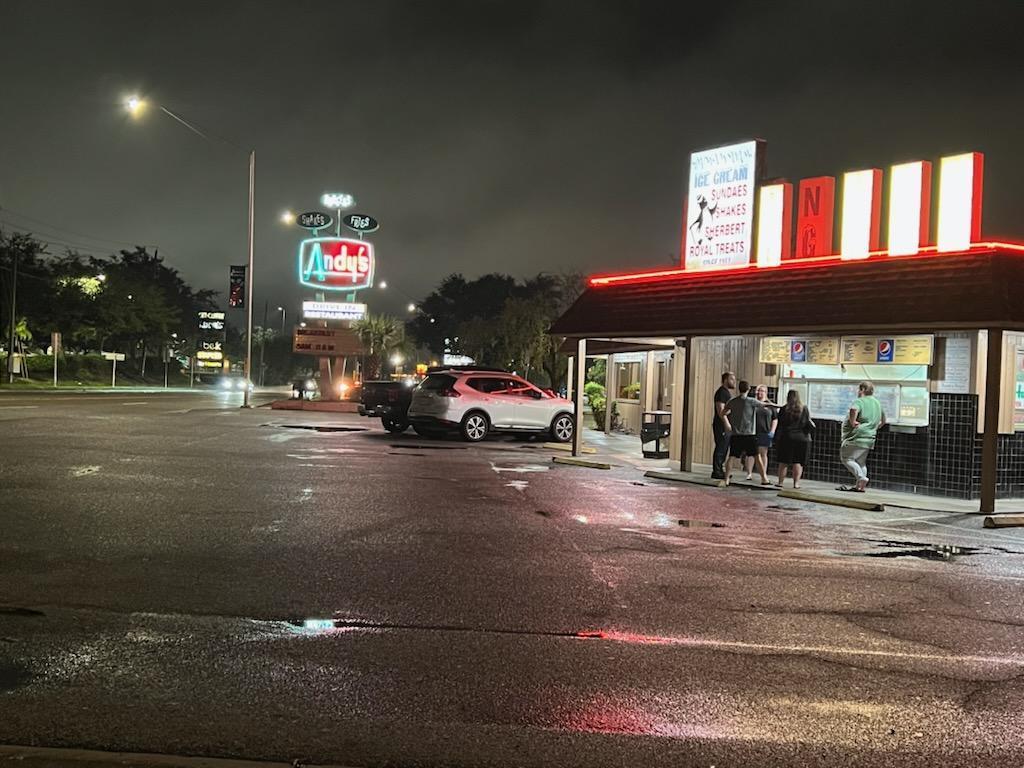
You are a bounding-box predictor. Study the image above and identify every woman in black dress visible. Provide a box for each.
[775,390,814,489]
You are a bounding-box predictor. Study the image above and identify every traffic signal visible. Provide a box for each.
[228,265,246,308]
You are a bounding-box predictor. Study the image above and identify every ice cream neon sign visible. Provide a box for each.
[298,237,374,291]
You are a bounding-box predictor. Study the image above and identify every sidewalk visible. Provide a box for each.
[572,428,1024,515]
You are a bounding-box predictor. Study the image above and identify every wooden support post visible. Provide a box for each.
[573,338,587,457]
[679,336,693,472]
[980,328,1003,514]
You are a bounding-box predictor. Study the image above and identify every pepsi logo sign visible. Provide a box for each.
[298,237,375,292]
[877,339,894,362]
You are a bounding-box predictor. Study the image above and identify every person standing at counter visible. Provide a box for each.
[776,390,814,489]
[711,371,736,480]
[839,381,886,492]
[724,380,758,486]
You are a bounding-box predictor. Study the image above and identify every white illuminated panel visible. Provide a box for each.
[888,161,930,256]
[756,184,787,268]
[937,152,984,252]
[840,169,881,259]
[301,300,367,321]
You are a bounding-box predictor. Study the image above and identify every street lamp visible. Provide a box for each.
[123,93,257,408]
[280,210,296,225]
[277,306,286,332]
[407,303,416,313]
[378,280,387,289]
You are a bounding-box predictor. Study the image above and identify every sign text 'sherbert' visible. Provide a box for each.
[301,301,367,321]
[684,140,760,271]
[298,238,374,291]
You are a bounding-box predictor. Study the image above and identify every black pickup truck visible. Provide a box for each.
[359,380,414,433]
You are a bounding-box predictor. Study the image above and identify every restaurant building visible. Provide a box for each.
[551,141,1024,512]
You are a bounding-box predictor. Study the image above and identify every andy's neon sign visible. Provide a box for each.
[298,237,374,291]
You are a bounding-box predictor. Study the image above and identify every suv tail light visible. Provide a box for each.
[439,386,461,397]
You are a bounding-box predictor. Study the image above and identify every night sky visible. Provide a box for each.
[1,1,1021,316]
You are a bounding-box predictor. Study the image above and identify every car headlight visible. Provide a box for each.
[304,379,316,391]
[235,379,247,390]
[220,378,232,389]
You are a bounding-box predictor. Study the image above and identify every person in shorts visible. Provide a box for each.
[724,380,758,485]
[776,389,814,489]
[744,384,778,485]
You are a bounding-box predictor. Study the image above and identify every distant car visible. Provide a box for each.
[291,378,318,400]
[408,370,575,443]
[219,376,253,392]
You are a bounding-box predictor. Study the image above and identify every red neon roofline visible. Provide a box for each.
[588,241,1024,287]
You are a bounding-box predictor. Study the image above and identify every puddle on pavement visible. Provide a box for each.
[0,661,33,692]
[264,424,368,433]
[678,519,726,528]
[858,539,982,561]
[389,444,467,450]
[0,606,45,617]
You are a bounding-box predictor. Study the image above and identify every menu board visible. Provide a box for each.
[760,336,840,365]
[806,382,859,421]
[934,336,972,394]
[840,335,933,365]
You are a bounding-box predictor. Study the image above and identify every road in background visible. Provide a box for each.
[1,398,1023,767]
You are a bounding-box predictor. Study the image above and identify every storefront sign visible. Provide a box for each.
[840,335,933,365]
[937,153,984,252]
[298,237,374,291]
[840,169,883,259]
[292,327,363,356]
[197,310,227,372]
[301,301,367,321]
[683,140,761,271]
[935,336,972,394]
[888,161,931,256]
[297,211,332,230]
[795,176,835,258]
[755,182,792,267]
[342,213,379,234]
[760,336,840,365]
[1015,349,1024,430]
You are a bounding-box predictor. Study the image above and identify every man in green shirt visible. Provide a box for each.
[839,381,886,492]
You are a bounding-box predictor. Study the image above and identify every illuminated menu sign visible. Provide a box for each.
[684,140,761,271]
[760,337,840,365]
[839,335,933,365]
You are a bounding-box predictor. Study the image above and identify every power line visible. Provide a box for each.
[0,205,155,247]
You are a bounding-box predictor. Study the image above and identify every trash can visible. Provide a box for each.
[640,410,672,459]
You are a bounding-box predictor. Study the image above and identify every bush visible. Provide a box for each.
[584,380,605,401]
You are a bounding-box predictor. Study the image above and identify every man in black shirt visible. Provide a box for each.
[711,371,736,479]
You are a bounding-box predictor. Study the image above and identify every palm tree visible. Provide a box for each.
[352,314,406,379]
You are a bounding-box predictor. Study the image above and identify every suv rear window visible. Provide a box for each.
[419,373,456,391]
[467,377,508,393]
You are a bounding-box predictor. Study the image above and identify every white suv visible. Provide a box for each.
[408,370,575,443]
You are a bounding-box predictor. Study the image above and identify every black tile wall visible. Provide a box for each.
[766,393,1024,500]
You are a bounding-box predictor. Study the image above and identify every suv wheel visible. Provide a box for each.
[383,416,409,434]
[550,413,575,443]
[460,412,490,442]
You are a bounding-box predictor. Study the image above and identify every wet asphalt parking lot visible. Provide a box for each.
[1,390,1023,767]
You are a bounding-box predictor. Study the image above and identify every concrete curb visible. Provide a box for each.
[552,456,612,470]
[269,399,359,413]
[778,489,885,512]
[543,442,597,454]
[0,745,351,768]
[644,471,725,488]
[983,514,1024,528]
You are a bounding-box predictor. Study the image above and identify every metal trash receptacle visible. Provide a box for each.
[640,410,671,459]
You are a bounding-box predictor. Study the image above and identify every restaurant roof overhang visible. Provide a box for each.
[550,244,1024,339]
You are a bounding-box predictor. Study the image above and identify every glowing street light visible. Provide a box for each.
[407,303,416,313]
[378,280,387,289]
[390,353,404,367]
[122,91,257,407]
[125,95,146,118]
[97,273,106,282]
[280,210,296,225]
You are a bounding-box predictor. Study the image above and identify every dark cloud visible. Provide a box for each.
[0,0,1020,317]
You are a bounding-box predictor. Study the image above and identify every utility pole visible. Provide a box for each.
[6,248,18,384]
